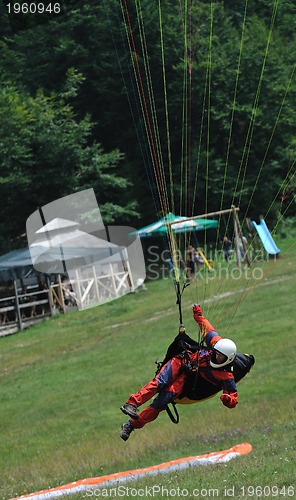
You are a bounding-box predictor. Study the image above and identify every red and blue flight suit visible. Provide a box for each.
[125,305,238,430]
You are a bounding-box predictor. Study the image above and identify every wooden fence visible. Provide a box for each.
[0,261,135,335]
[0,282,52,336]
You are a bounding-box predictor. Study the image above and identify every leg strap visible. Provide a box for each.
[166,402,179,424]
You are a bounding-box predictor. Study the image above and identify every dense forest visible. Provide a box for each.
[0,0,295,253]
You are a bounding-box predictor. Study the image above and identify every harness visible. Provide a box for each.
[155,335,255,424]
[159,278,255,423]
[155,331,205,424]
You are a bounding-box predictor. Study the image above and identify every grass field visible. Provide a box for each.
[0,237,295,499]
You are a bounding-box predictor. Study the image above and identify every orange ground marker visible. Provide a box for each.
[11,442,252,499]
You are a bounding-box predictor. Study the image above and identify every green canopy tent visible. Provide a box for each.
[131,212,218,238]
[171,218,218,233]
[131,213,186,238]
[130,213,218,278]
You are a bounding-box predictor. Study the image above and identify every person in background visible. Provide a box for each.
[235,235,248,264]
[186,245,196,280]
[222,236,232,261]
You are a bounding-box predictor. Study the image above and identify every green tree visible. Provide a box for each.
[0,76,138,252]
[0,0,295,235]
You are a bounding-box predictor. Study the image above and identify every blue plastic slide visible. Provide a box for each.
[252,219,280,255]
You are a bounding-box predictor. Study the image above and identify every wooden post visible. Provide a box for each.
[117,248,134,292]
[57,274,65,313]
[75,269,82,305]
[166,207,240,226]
[232,205,241,268]
[47,288,53,317]
[123,248,135,292]
[92,266,100,302]
[46,276,54,316]
[14,280,23,331]
[234,209,251,267]
[109,262,117,297]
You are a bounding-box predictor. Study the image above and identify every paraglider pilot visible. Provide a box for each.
[120,304,238,441]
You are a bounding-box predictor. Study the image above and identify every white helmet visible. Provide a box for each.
[210,339,237,368]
